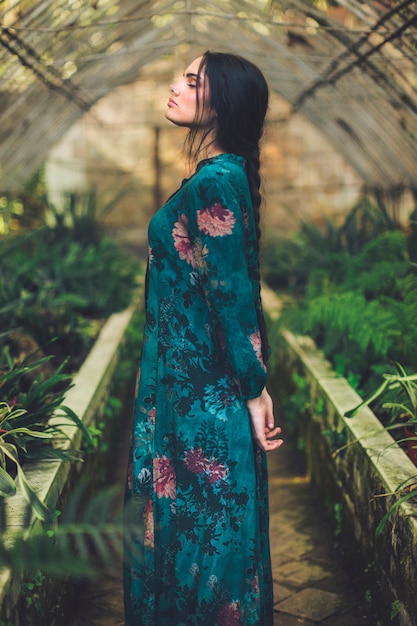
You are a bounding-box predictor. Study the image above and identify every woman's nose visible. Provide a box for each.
[170,83,180,96]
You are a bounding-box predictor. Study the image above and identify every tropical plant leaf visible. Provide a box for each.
[0,356,52,388]
[0,466,16,497]
[59,405,93,443]
[15,468,53,523]
[23,447,83,462]
[0,403,27,426]
[1,441,53,522]
[376,487,417,537]
[4,428,53,440]
[345,378,390,418]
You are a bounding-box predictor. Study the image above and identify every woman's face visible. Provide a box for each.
[165,56,215,128]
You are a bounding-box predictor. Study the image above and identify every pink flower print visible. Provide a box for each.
[143,500,154,548]
[184,448,207,474]
[139,404,155,427]
[148,407,156,425]
[153,455,176,499]
[197,202,236,237]
[184,448,228,484]
[217,601,242,625]
[207,458,228,484]
[250,330,267,371]
[172,214,194,264]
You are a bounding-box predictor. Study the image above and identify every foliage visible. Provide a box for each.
[264,197,417,395]
[265,196,417,535]
[0,346,93,519]
[261,195,396,294]
[0,186,140,522]
[345,362,417,426]
[0,191,140,371]
[0,303,145,572]
[342,362,417,533]
[0,304,144,614]
[0,169,48,235]
[0,486,151,616]
[1,362,89,458]
[0,402,52,520]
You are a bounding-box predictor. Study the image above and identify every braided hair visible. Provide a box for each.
[185,51,270,360]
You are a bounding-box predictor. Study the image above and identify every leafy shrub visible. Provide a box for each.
[0,186,141,517]
[264,197,417,395]
[0,200,140,370]
[261,196,396,295]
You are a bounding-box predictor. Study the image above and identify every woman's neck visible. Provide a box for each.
[195,128,224,160]
[185,129,225,175]
[197,145,224,162]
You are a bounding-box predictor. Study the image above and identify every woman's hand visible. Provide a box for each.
[246,388,284,452]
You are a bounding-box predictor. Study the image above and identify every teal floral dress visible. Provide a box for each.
[124,153,274,625]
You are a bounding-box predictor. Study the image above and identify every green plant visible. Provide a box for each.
[262,195,397,296]
[279,226,416,397]
[0,484,138,578]
[21,569,45,613]
[0,402,52,521]
[332,502,343,536]
[0,349,90,460]
[0,168,48,235]
[345,362,417,427]
[0,189,141,373]
[390,599,401,620]
[0,347,93,520]
[345,362,417,534]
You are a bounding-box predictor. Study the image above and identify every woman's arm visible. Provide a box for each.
[185,171,268,398]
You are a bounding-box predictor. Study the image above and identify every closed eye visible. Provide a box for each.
[184,71,200,89]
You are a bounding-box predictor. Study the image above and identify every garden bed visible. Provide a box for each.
[0,306,136,624]
[277,328,417,626]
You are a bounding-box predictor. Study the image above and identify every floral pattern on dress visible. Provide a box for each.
[172,214,194,265]
[197,202,236,236]
[153,454,176,499]
[250,330,267,371]
[124,154,273,626]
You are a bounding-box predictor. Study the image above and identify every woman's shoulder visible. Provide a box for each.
[196,153,245,174]
[193,153,248,189]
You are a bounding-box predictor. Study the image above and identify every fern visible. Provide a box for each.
[0,485,139,578]
[303,291,405,384]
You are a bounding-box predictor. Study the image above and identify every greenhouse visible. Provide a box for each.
[0,1,416,625]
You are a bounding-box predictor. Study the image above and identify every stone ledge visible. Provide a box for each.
[0,306,135,620]
[279,328,417,626]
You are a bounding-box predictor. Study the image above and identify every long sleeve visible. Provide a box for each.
[185,165,268,400]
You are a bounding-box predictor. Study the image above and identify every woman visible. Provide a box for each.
[124,51,283,626]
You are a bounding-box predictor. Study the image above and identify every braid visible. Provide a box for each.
[244,148,270,364]
[244,148,262,252]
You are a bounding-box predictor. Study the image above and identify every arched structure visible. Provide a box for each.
[0,0,416,192]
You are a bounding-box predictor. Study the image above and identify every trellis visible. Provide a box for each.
[0,0,416,191]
